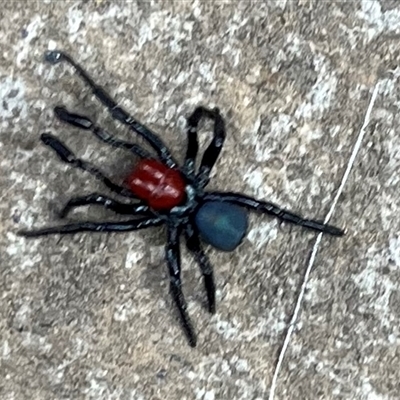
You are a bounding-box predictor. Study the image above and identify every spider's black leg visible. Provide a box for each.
[183,109,200,177]
[166,222,197,347]
[40,133,136,198]
[18,217,163,237]
[54,106,152,159]
[204,192,345,236]
[186,107,225,187]
[44,50,177,168]
[184,222,216,314]
[59,193,150,218]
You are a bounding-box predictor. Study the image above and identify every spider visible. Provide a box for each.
[18,50,345,347]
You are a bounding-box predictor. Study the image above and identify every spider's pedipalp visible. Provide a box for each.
[54,106,153,159]
[59,193,150,219]
[54,106,93,129]
[40,133,137,198]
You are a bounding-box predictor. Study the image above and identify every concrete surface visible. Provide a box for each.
[1,1,400,399]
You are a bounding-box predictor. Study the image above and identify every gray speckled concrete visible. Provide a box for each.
[1,1,400,399]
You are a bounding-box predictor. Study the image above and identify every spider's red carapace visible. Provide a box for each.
[126,159,186,210]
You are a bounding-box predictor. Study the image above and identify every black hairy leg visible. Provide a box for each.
[59,193,150,219]
[44,50,177,168]
[204,192,345,236]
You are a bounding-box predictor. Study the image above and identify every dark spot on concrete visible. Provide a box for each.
[156,369,167,379]
[7,89,20,99]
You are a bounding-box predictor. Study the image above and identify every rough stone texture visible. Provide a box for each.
[1,1,400,399]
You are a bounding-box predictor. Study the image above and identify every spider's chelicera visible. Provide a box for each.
[19,51,345,347]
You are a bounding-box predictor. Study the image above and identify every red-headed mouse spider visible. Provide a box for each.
[18,51,345,347]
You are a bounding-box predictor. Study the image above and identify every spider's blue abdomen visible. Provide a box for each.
[195,201,248,252]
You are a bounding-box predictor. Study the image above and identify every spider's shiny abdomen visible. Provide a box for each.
[127,159,186,210]
[195,201,248,252]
